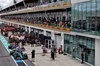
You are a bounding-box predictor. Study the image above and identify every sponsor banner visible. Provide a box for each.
[40,7,43,9]
[46,25,48,28]
[35,24,38,26]
[47,6,50,8]
[44,25,46,27]
[44,6,47,9]
[56,27,60,30]
[67,2,71,5]
[56,4,61,7]
[3,19,71,32]
[60,28,63,30]
[52,5,55,8]
[39,7,41,10]
[49,26,52,28]
[67,28,71,32]
[40,25,42,27]
[35,24,37,26]
[62,28,67,31]
[38,25,41,27]
[52,26,55,29]
[60,3,64,6]
[48,25,50,28]
[36,24,38,26]
[54,27,57,29]
[42,25,44,27]
[3,2,71,15]
[63,2,67,6]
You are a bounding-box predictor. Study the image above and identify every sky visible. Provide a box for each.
[0,0,23,9]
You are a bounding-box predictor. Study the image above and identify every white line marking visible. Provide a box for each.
[11,56,19,66]
[23,60,28,66]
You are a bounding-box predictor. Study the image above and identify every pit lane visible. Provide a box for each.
[0,34,35,66]
[0,38,17,66]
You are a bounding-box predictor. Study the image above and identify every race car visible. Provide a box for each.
[8,44,16,49]
[10,49,28,60]
[8,44,25,51]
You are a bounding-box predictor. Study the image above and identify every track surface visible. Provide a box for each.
[0,40,17,66]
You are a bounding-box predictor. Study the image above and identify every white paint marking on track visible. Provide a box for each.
[11,56,19,66]
[23,60,28,66]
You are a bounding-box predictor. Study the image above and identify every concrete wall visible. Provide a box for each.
[95,39,100,66]
[47,32,51,37]
[55,35,61,49]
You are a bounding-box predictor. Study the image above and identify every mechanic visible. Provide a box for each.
[31,50,35,62]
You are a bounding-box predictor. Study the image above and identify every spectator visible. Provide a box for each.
[31,39,34,47]
[59,45,63,54]
[81,51,84,64]
[54,45,57,57]
[42,46,46,56]
[51,46,55,60]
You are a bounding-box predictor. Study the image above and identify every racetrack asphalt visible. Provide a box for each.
[0,40,17,66]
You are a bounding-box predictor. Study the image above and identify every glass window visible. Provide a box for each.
[64,34,95,65]
[96,1,100,35]
[71,4,75,29]
[82,2,87,31]
[71,0,100,36]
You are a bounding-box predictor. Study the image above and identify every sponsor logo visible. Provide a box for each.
[63,28,66,31]
[44,25,46,27]
[63,3,67,6]
[52,5,55,7]
[57,4,61,6]
[48,6,50,8]
[44,7,47,9]
[57,27,60,29]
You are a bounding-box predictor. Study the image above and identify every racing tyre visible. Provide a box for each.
[8,45,12,49]
[10,51,14,55]
[23,53,28,59]
[13,54,18,59]
[21,47,25,51]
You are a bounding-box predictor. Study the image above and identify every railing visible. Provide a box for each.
[18,20,71,29]
[27,0,71,9]
[0,0,71,14]
[2,19,71,32]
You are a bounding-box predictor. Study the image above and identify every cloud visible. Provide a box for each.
[0,0,13,9]
[0,0,23,9]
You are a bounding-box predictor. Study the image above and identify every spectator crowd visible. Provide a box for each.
[2,16,71,28]
[0,0,69,13]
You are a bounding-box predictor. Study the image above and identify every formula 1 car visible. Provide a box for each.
[10,49,28,60]
[8,44,16,49]
[8,44,25,51]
